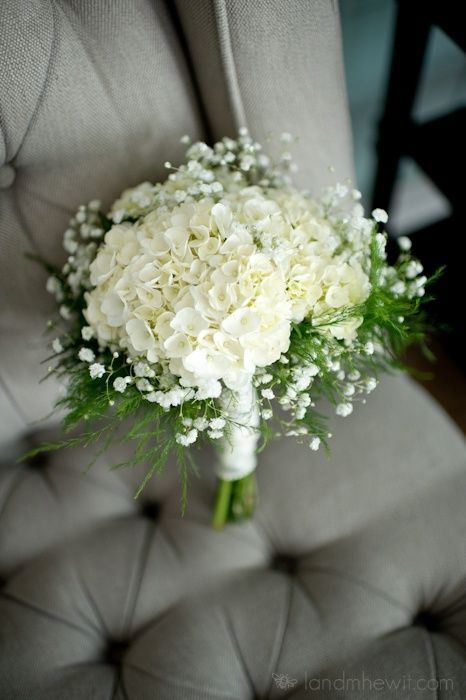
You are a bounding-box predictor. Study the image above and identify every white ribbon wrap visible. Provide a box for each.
[216,383,260,481]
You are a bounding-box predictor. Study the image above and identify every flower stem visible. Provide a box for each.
[212,473,257,528]
[212,478,233,529]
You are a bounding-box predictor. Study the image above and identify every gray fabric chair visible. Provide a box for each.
[0,2,465,698]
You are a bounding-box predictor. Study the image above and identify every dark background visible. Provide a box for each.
[340,0,466,428]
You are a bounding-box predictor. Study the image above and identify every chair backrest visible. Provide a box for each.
[0,0,353,445]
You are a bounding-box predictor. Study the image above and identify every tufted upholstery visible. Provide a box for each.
[1,2,465,698]
[1,376,466,698]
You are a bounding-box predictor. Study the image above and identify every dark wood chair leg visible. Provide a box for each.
[371,1,431,214]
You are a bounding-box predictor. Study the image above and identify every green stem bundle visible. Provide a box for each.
[212,473,257,529]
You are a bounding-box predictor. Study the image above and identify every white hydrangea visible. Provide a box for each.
[84,190,371,392]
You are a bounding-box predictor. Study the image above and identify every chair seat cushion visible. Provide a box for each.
[1,374,465,698]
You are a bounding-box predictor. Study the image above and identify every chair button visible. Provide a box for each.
[271,553,299,575]
[0,164,16,189]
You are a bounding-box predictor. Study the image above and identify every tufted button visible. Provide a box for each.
[0,164,16,189]
[105,639,129,665]
[25,452,49,471]
[140,500,162,521]
[413,610,440,632]
[271,553,299,575]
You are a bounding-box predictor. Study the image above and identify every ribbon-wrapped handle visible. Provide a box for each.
[212,383,260,528]
[216,383,260,481]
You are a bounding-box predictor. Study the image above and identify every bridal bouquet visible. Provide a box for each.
[32,130,434,527]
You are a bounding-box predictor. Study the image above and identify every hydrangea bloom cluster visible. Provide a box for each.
[84,187,373,399]
[39,130,432,524]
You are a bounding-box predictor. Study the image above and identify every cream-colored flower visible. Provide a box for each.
[84,186,371,390]
[164,333,192,358]
[126,318,156,354]
[171,307,209,337]
[222,308,261,336]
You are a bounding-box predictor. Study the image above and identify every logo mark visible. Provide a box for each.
[272,673,298,690]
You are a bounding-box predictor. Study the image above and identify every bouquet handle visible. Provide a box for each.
[212,383,259,528]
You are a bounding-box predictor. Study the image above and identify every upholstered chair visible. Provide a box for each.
[1,2,465,698]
